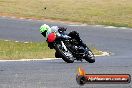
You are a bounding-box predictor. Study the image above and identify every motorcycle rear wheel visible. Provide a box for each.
[84,50,95,63]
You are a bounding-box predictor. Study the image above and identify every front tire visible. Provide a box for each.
[55,51,61,58]
[55,44,74,63]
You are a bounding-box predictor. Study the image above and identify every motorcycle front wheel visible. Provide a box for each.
[55,44,74,63]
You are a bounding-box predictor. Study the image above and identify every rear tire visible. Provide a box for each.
[55,44,74,63]
[84,50,95,63]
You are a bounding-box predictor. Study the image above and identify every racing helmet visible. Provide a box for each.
[39,24,51,37]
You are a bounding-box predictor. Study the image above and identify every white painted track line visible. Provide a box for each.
[0,58,61,62]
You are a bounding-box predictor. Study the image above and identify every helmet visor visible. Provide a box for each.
[41,30,47,37]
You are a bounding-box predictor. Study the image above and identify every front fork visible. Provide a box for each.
[61,41,68,51]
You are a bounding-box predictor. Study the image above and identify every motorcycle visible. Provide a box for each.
[47,29,95,63]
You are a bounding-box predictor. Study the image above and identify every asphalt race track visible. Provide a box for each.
[0,17,132,88]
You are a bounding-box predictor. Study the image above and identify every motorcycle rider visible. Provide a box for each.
[39,24,87,48]
[39,24,67,38]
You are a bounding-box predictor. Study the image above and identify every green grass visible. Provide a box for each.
[0,40,55,60]
[0,0,132,27]
[0,40,102,60]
